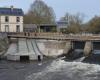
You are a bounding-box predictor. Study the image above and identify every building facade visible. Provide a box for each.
[39,24,57,32]
[23,24,57,32]
[57,21,68,32]
[24,24,37,32]
[0,6,24,32]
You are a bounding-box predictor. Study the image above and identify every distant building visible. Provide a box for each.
[39,24,57,32]
[56,21,68,32]
[0,6,24,32]
[23,24,57,32]
[24,24,37,32]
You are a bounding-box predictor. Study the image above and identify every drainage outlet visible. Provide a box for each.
[20,56,29,61]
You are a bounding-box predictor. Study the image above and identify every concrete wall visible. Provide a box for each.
[7,55,20,61]
[63,41,72,55]
[84,41,92,56]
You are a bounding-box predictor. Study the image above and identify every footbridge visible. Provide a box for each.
[7,32,100,41]
[7,32,100,60]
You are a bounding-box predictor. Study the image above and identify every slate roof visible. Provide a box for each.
[0,7,24,16]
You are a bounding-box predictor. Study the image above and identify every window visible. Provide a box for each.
[16,25,20,32]
[5,25,9,32]
[5,16,9,22]
[16,17,20,22]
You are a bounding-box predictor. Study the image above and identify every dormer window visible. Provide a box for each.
[16,17,20,22]
[5,16,9,22]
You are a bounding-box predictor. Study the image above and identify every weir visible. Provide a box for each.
[72,41,85,59]
[5,38,43,61]
[58,40,100,58]
[6,33,100,60]
[63,41,85,56]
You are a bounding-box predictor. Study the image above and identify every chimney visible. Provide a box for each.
[10,5,14,11]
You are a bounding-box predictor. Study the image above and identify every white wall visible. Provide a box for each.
[1,16,23,23]
[1,24,23,32]
[0,15,23,32]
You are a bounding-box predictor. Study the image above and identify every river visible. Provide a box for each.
[0,51,100,80]
[1,39,100,80]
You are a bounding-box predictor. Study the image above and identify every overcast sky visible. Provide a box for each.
[0,0,100,22]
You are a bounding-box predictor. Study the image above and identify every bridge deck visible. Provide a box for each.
[7,33,100,41]
[8,35,100,41]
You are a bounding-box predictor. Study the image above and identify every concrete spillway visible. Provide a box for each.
[31,39,43,60]
[26,39,37,60]
[36,40,65,57]
[5,43,17,56]
[84,41,92,57]
[18,38,28,53]
[6,39,66,60]
[6,38,43,61]
[26,39,35,53]
[6,43,18,61]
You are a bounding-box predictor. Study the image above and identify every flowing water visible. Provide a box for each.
[26,59,100,80]
[1,40,100,80]
[74,56,86,62]
[0,54,100,80]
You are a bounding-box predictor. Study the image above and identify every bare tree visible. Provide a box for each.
[60,13,84,33]
[24,0,56,24]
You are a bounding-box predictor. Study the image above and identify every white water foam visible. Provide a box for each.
[74,57,86,62]
[26,59,100,80]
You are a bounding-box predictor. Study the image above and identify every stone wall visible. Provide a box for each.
[37,40,66,57]
[0,33,9,56]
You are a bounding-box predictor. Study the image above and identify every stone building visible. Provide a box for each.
[0,6,24,32]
